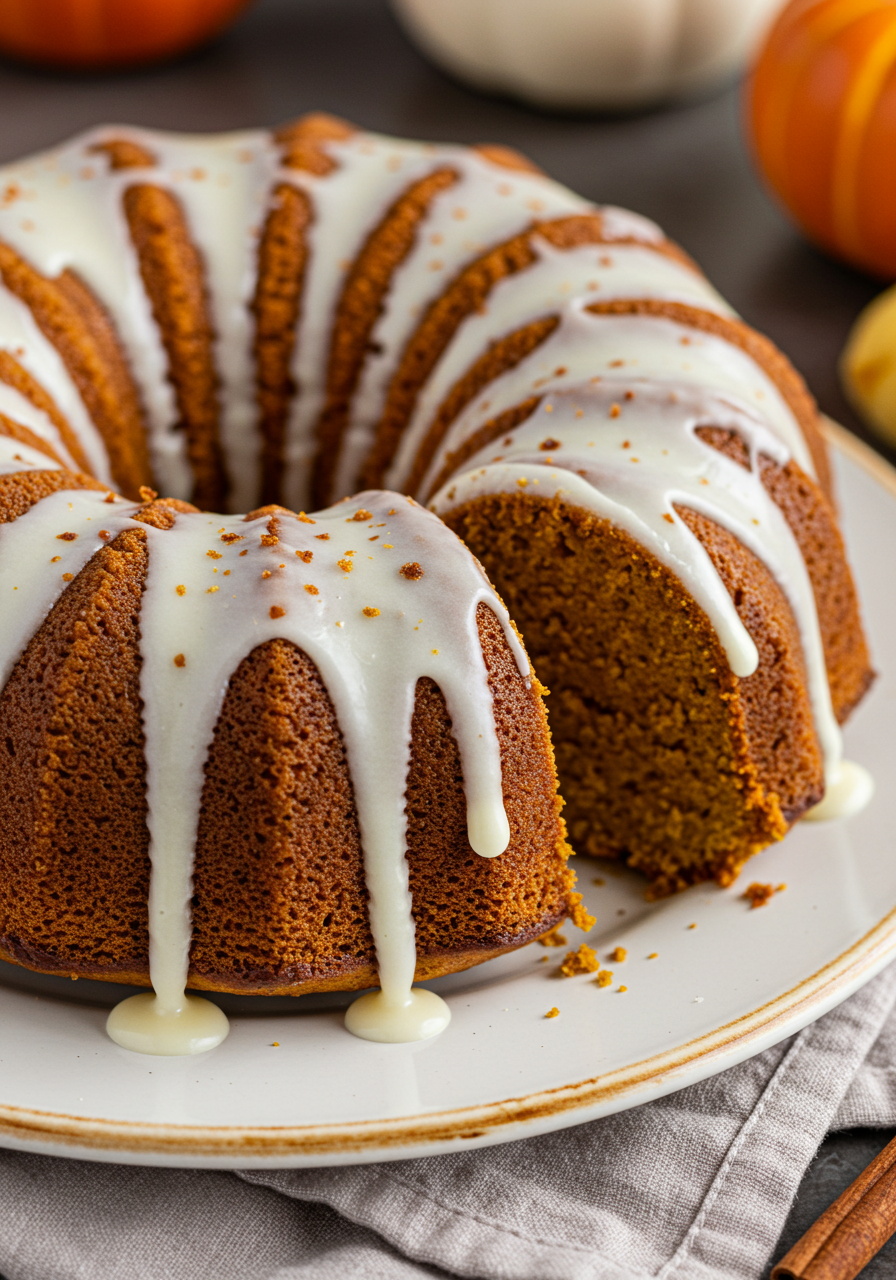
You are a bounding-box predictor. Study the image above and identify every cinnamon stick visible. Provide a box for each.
[772,1132,896,1279]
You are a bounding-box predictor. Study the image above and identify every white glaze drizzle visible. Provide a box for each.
[0,381,79,471]
[0,286,112,483]
[0,489,141,690]
[101,127,282,512]
[409,309,816,500]
[132,491,523,1044]
[386,238,735,492]
[328,146,592,499]
[430,382,843,782]
[0,130,180,492]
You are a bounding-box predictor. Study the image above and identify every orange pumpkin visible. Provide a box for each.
[0,0,254,71]
[748,0,896,279]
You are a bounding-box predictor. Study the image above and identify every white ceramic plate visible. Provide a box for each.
[0,421,892,1169]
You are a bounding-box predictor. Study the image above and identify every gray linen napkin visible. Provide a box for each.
[2,963,896,1280]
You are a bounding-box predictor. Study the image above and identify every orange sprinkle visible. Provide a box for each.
[648,952,658,960]
[61,573,73,582]
[609,404,621,418]
[56,532,77,541]
[296,549,313,563]
[173,654,186,668]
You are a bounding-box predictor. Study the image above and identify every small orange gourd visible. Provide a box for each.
[748,0,896,279]
[0,0,254,71]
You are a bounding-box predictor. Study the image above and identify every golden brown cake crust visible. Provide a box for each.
[252,183,313,507]
[0,245,151,499]
[121,181,227,510]
[312,166,459,506]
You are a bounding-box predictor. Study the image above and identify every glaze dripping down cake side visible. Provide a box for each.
[0,114,873,1041]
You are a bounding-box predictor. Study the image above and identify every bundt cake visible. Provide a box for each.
[0,114,873,1052]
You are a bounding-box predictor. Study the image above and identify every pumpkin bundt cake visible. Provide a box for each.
[0,115,872,1049]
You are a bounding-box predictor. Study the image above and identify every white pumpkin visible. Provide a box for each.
[390,0,785,111]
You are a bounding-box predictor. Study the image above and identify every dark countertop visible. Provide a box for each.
[0,2,892,1274]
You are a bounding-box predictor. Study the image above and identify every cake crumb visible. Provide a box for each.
[595,970,613,988]
[610,946,627,963]
[315,532,330,540]
[648,952,658,960]
[138,486,158,502]
[221,532,244,544]
[272,1041,280,1047]
[545,1007,559,1019]
[400,561,424,580]
[297,512,315,524]
[619,986,628,993]
[338,558,354,573]
[173,654,185,668]
[349,508,372,521]
[56,531,77,541]
[305,584,319,595]
[687,923,697,930]
[206,549,222,559]
[260,533,278,547]
[559,944,600,976]
[567,892,596,932]
[176,585,186,596]
[539,926,567,947]
[62,573,73,582]
[744,883,775,909]
[270,606,285,619]
[540,438,561,451]
[363,607,381,618]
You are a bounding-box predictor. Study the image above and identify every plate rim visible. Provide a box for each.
[0,418,892,1168]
